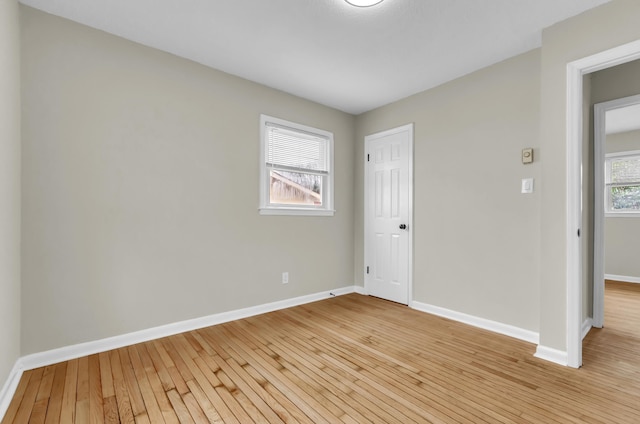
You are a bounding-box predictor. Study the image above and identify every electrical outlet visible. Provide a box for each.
[282,272,289,284]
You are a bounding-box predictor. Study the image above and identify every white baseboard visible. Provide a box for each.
[582,318,594,340]
[604,274,640,284]
[534,345,568,366]
[410,301,540,345]
[0,360,25,421]
[354,285,367,295]
[19,285,357,372]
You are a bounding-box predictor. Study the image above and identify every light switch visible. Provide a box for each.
[521,178,534,194]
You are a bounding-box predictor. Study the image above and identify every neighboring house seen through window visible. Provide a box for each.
[605,150,640,216]
[259,115,334,216]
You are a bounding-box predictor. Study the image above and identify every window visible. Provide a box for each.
[259,115,334,216]
[605,150,640,216]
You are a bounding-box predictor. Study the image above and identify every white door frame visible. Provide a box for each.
[364,123,414,304]
[592,94,640,329]
[566,39,640,368]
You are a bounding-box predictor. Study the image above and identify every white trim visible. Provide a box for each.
[594,100,607,328]
[354,285,367,295]
[604,212,640,218]
[604,149,640,158]
[566,60,583,369]
[605,274,640,284]
[534,345,568,367]
[582,318,593,340]
[18,285,357,372]
[363,123,414,306]
[411,301,539,345]
[566,39,640,370]
[0,360,24,421]
[258,208,335,216]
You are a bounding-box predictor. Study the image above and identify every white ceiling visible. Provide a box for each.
[20,0,611,115]
[606,104,640,135]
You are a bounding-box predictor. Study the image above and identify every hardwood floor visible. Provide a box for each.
[3,287,640,423]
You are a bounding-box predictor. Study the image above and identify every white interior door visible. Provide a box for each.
[364,124,413,305]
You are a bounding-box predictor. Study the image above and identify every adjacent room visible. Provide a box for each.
[1,0,640,422]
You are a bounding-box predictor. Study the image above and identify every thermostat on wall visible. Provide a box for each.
[522,148,534,164]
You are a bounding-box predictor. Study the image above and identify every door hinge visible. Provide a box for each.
[367,154,370,162]
[366,266,369,274]
[577,229,581,237]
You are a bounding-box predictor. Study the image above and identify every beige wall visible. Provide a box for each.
[0,0,21,388]
[591,58,640,104]
[539,0,640,350]
[604,130,640,279]
[20,7,355,354]
[355,50,541,332]
[13,0,640,367]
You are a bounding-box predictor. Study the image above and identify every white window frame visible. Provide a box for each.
[259,114,335,216]
[604,150,640,217]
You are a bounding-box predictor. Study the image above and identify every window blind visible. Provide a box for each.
[265,123,329,174]
[607,155,640,185]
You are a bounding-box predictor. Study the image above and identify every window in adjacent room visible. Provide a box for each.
[605,150,640,216]
[259,115,334,216]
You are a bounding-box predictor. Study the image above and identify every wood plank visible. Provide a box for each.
[28,365,56,424]
[59,360,78,424]
[11,368,44,424]
[180,392,209,423]
[118,347,146,418]
[165,390,194,424]
[127,345,165,424]
[43,362,68,424]
[27,398,48,424]
[34,366,55,402]
[88,354,104,424]
[144,341,175,393]
[75,356,90,424]
[102,396,119,424]
[98,352,115,399]
[165,335,242,424]
[110,349,135,424]
[1,369,34,424]
[184,380,223,424]
[136,344,180,424]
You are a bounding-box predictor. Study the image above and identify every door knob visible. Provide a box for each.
[399,224,407,230]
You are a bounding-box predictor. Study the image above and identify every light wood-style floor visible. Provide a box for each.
[3,283,640,423]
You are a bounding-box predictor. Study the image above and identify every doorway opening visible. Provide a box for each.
[593,94,640,329]
[567,39,640,368]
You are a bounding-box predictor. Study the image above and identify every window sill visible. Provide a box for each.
[605,212,640,218]
[259,207,335,217]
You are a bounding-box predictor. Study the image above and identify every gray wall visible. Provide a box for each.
[0,0,21,389]
[355,50,542,332]
[604,130,640,279]
[20,7,356,354]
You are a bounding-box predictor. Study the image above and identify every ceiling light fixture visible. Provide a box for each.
[345,0,384,7]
